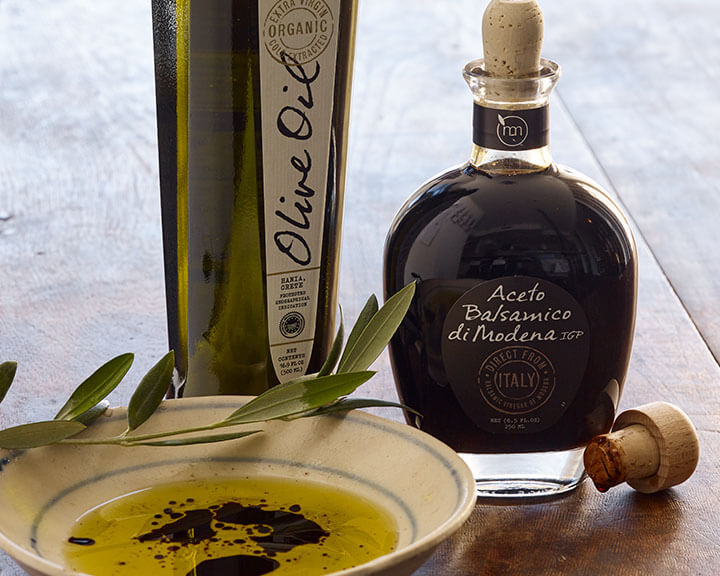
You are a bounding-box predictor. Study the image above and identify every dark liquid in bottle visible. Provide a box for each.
[384,163,636,453]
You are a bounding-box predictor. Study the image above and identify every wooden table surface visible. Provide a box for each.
[1,0,719,574]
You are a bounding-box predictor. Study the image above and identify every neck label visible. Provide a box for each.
[473,104,548,151]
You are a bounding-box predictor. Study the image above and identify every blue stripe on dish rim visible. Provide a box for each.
[1,400,467,559]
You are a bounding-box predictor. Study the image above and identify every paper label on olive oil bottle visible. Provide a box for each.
[258,0,340,382]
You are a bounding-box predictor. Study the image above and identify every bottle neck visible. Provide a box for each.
[462,58,560,175]
[469,102,552,174]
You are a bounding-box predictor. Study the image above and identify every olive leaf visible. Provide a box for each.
[0,420,86,450]
[224,371,376,424]
[127,351,175,431]
[295,397,421,419]
[127,429,261,447]
[318,307,344,377]
[338,294,378,372]
[54,353,134,421]
[337,281,415,374]
[0,361,17,405]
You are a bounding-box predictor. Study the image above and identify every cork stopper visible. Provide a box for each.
[584,402,700,494]
[482,0,544,78]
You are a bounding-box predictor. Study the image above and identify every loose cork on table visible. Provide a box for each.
[584,402,700,494]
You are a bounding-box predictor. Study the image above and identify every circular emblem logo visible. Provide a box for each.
[280,312,305,338]
[496,114,529,147]
[263,1,335,65]
[477,346,555,414]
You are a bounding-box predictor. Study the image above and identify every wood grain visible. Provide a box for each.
[1,0,719,574]
[542,0,720,368]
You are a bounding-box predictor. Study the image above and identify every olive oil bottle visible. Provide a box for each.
[152,1,358,396]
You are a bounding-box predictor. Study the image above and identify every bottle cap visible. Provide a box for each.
[482,0,544,78]
[583,402,700,494]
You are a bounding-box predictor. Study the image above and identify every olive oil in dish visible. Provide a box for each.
[64,477,398,575]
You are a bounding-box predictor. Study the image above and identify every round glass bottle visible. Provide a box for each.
[384,59,637,497]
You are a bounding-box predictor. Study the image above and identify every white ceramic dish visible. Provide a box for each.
[0,396,476,576]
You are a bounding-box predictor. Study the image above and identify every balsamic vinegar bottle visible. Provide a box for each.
[152,1,358,396]
[384,0,637,497]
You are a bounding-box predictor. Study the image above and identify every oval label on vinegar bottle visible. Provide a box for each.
[441,276,590,434]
